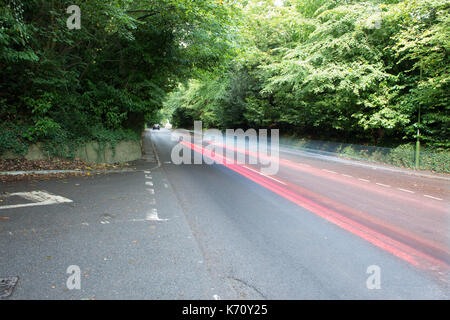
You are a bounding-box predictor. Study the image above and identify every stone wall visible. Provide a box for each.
[0,140,142,164]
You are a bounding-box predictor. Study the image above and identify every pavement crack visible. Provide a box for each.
[226,276,267,300]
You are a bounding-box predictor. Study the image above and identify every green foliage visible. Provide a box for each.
[2,0,448,168]
[0,0,238,156]
[0,122,30,156]
[167,0,449,151]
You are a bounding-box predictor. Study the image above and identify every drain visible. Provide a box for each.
[0,277,18,298]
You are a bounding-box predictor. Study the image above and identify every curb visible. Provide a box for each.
[0,168,138,176]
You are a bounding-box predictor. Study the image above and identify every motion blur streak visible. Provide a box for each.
[210,141,446,213]
[180,140,450,277]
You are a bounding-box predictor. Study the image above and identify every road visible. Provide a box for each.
[0,128,448,299]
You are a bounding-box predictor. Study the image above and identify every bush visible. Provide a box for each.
[0,122,30,156]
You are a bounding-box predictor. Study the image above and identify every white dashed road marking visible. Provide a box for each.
[243,166,287,185]
[398,188,415,194]
[145,181,153,186]
[285,164,445,204]
[298,163,311,167]
[376,183,391,188]
[424,195,443,201]
[145,208,168,222]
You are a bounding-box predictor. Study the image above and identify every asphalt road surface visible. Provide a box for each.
[1,128,448,299]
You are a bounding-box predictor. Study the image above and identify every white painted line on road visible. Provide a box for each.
[0,191,73,210]
[299,163,311,167]
[144,171,151,174]
[149,198,156,205]
[145,175,152,179]
[376,183,391,188]
[358,178,370,182]
[146,188,155,195]
[322,169,337,174]
[129,218,147,222]
[145,181,154,186]
[266,176,287,185]
[341,174,353,178]
[243,166,287,185]
[213,294,221,300]
[145,208,168,222]
[100,220,110,224]
[424,195,443,201]
[397,188,414,194]
[164,161,171,164]
[164,183,168,188]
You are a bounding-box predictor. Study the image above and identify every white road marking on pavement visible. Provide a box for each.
[0,191,73,210]
[299,163,311,167]
[376,183,391,188]
[144,171,151,174]
[322,169,337,174]
[81,222,89,226]
[145,175,152,179]
[145,181,154,186]
[164,184,168,188]
[213,295,221,300]
[145,208,168,222]
[146,188,155,195]
[100,220,110,224]
[341,174,353,178]
[164,161,171,164]
[149,198,156,205]
[397,188,414,194]
[424,195,443,201]
[358,178,370,182]
[243,166,287,185]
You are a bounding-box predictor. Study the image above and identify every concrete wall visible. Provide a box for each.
[1,140,142,164]
[75,140,142,163]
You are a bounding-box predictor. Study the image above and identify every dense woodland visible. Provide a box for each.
[0,0,239,156]
[166,0,449,148]
[0,0,449,158]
